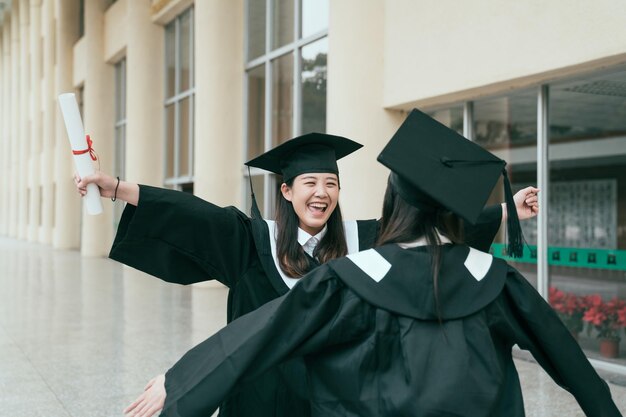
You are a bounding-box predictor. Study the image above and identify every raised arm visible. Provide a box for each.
[500,186,539,223]
[464,186,539,252]
[76,172,255,287]
[75,171,139,205]
[490,268,621,417]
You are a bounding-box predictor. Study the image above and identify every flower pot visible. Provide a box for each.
[599,338,620,359]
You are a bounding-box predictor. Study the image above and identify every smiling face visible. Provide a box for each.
[281,173,340,236]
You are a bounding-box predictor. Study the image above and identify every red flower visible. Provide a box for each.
[618,307,626,327]
[582,295,626,340]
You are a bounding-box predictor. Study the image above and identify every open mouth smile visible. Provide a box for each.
[308,202,328,213]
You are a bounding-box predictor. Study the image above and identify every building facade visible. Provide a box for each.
[1,0,625,371]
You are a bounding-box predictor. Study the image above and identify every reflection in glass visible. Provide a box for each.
[302,0,329,38]
[272,0,294,49]
[272,53,293,146]
[548,66,626,361]
[115,61,124,121]
[474,93,536,149]
[474,90,538,287]
[301,38,327,134]
[114,59,126,182]
[247,65,266,160]
[166,104,175,179]
[179,97,191,177]
[428,106,463,135]
[180,10,192,93]
[551,72,626,142]
[247,0,267,60]
[165,23,176,98]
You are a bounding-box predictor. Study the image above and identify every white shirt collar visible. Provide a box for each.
[397,231,452,249]
[297,225,328,247]
[264,220,359,290]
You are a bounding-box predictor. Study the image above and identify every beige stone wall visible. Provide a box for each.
[327,0,403,221]
[193,0,244,208]
[383,0,626,110]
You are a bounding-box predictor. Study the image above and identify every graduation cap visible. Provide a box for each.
[377,108,524,258]
[244,132,363,218]
[245,132,363,183]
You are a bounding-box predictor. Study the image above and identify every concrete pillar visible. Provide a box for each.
[53,0,80,249]
[9,3,20,238]
[327,0,403,220]
[125,0,163,185]
[82,0,114,256]
[18,0,30,240]
[28,0,42,242]
[194,0,244,207]
[40,0,55,244]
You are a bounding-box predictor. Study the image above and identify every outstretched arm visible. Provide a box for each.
[125,269,370,417]
[491,268,621,417]
[464,187,539,252]
[75,171,139,206]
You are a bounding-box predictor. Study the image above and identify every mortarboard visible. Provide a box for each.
[377,108,524,257]
[245,133,363,183]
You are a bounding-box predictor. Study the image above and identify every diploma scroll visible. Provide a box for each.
[58,93,103,215]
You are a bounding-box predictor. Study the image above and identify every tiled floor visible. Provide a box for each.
[1,237,625,417]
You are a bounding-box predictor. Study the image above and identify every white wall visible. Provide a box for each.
[384,0,626,109]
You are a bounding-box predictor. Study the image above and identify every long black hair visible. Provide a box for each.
[275,177,348,278]
[376,175,464,320]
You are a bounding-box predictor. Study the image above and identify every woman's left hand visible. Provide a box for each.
[124,374,166,417]
[513,186,539,220]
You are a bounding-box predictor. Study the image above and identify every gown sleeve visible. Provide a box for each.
[488,267,622,417]
[159,267,371,417]
[109,185,254,287]
[463,204,502,252]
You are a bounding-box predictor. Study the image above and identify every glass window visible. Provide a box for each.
[245,174,266,217]
[180,11,192,93]
[428,106,463,134]
[272,0,294,49]
[179,97,191,177]
[164,8,195,191]
[245,0,328,216]
[271,53,293,147]
[548,66,626,362]
[247,65,266,160]
[114,58,127,230]
[474,90,538,287]
[78,0,85,38]
[247,0,267,61]
[165,23,176,98]
[301,38,327,134]
[301,0,329,38]
[165,104,175,179]
[424,67,626,371]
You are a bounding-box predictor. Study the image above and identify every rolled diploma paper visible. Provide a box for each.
[58,93,103,215]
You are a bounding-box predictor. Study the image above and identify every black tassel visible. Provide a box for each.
[502,168,524,258]
[248,166,262,219]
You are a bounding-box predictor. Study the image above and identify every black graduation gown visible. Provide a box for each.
[109,185,502,417]
[158,244,622,417]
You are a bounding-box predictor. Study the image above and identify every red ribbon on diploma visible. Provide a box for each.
[72,135,98,161]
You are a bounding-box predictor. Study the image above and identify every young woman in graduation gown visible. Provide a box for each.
[124,110,621,417]
[77,133,537,417]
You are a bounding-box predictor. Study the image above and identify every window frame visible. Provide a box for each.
[243,0,328,217]
[164,7,195,191]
